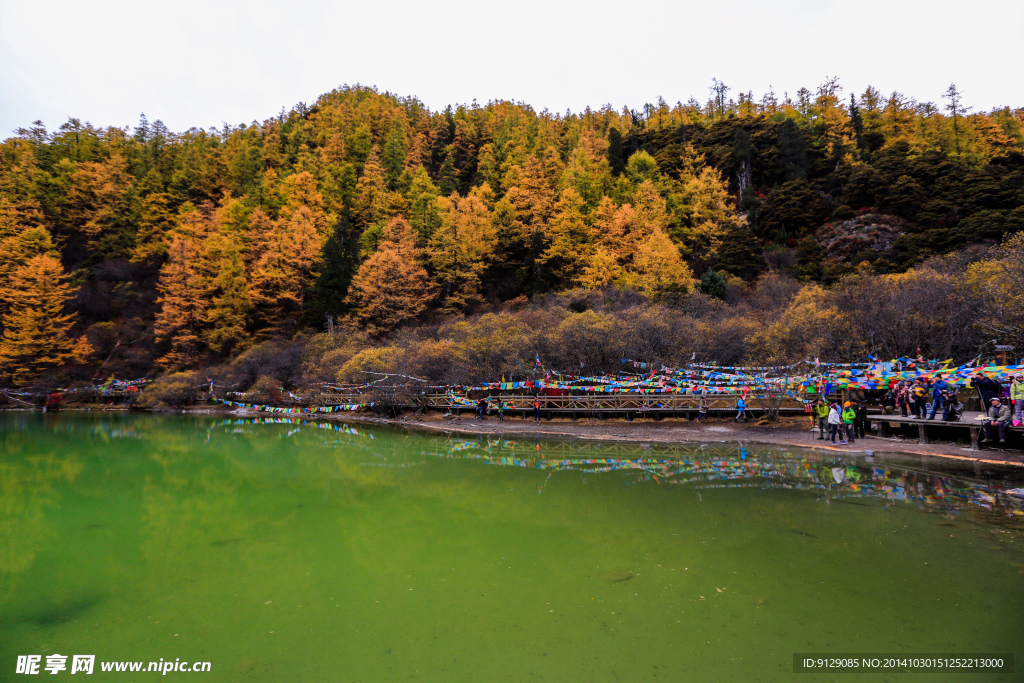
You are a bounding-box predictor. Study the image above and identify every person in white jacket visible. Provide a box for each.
[827,403,842,444]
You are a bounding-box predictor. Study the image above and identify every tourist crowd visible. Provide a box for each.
[877,372,1023,446]
[466,371,1023,449]
[810,399,868,445]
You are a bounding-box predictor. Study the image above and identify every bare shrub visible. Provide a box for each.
[134,372,202,409]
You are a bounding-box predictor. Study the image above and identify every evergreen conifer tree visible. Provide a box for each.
[697,269,728,300]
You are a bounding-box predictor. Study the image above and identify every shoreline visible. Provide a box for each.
[323,411,1024,467]
[8,405,1024,467]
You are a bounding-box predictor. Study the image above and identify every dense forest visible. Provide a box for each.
[1,80,1023,390]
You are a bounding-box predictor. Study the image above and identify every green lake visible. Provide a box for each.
[1,412,1022,681]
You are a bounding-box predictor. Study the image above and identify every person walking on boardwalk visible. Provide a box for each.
[841,401,857,444]
[815,398,829,439]
[928,374,950,420]
[734,395,749,422]
[532,396,541,422]
[497,399,505,421]
[827,402,842,444]
[697,395,709,422]
[476,396,489,419]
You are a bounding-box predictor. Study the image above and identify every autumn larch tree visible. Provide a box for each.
[539,187,593,288]
[0,198,60,322]
[203,233,250,355]
[622,229,694,295]
[428,193,494,313]
[0,254,80,382]
[348,217,433,336]
[354,146,401,231]
[154,204,212,369]
[248,205,327,335]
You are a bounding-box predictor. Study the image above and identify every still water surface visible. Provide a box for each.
[1,413,1022,681]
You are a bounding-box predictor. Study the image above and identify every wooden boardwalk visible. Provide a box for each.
[320,392,808,418]
[868,412,1022,451]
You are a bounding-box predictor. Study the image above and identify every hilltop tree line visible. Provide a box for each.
[0,80,1022,383]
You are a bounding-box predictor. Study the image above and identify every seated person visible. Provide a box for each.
[983,398,1011,445]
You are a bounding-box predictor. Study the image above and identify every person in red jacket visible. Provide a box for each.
[45,390,63,411]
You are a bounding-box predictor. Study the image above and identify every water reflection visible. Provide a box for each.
[414,433,1024,525]
[195,416,1024,526]
[2,413,1022,682]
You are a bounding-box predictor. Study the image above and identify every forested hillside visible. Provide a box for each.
[1,80,1023,385]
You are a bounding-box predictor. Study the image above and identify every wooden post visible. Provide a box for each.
[969,426,980,451]
[876,420,888,438]
[917,423,929,444]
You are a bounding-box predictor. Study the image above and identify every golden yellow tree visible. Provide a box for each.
[539,188,594,287]
[631,180,671,236]
[354,146,405,230]
[63,154,136,255]
[131,171,176,262]
[278,170,333,238]
[622,229,694,295]
[559,127,612,206]
[744,284,859,363]
[0,198,60,322]
[348,218,433,335]
[502,153,558,232]
[203,233,251,355]
[579,197,646,289]
[668,147,738,262]
[0,255,78,381]
[154,204,212,369]
[154,234,207,369]
[248,205,327,334]
[428,193,494,312]
[577,247,623,290]
[244,207,274,269]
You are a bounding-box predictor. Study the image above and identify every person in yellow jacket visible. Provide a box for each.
[815,399,829,439]
[841,401,857,444]
[910,380,929,419]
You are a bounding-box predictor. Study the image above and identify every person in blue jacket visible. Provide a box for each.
[734,396,749,422]
[928,374,950,420]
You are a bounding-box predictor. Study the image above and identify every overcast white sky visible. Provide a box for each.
[1,0,1022,138]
